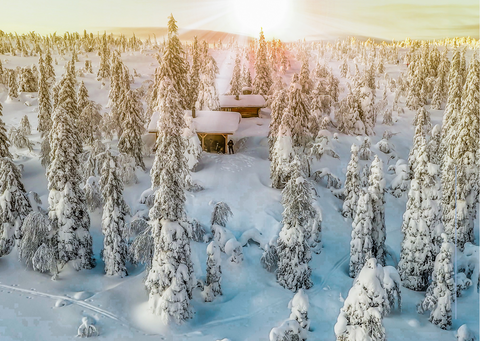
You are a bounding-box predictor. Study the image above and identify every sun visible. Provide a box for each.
[231,0,289,37]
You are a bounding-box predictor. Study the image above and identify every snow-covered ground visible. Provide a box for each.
[0,45,478,341]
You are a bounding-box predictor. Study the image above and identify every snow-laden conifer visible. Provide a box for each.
[417,234,455,330]
[0,157,32,256]
[0,103,12,158]
[276,160,314,291]
[342,144,361,220]
[253,29,272,95]
[368,155,386,265]
[335,258,388,341]
[203,241,222,302]
[99,150,129,277]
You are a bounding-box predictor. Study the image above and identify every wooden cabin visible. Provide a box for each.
[219,94,266,118]
[148,110,241,154]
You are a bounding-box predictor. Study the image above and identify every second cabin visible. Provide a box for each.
[219,94,266,118]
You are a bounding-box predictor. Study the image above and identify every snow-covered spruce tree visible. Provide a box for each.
[287,81,314,149]
[118,89,146,170]
[412,106,432,134]
[253,28,272,96]
[335,258,388,341]
[99,150,129,277]
[145,76,194,324]
[270,121,295,190]
[20,115,31,135]
[203,241,222,302]
[18,212,54,270]
[398,138,436,290]
[242,62,252,88]
[268,88,288,157]
[417,234,455,330]
[342,144,361,220]
[44,49,55,87]
[408,114,428,179]
[37,59,53,138]
[187,36,201,109]
[0,157,32,256]
[47,67,94,270]
[84,176,102,212]
[211,201,233,228]
[150,78,188,189]
[368,155,386,266]
[7,69,19,99]
[195,58,220,111]
[427,124,442,166]
[288,289,310,332]
[0,103,12,159]
[299,58,313,94]
[97,33,111,79]
[77,81,89,114]
[19,67,37,92]
[154,14,190,110]
[349,189,374,278]
[442,56,479,251]
[228,53,242,96]
[78,102,102,146]
[358,137,372,161]
[339,56,349,78]
[269,320,306,341]
[276,160,314,291]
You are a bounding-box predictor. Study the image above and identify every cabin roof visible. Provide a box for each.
[219,95,266,108]
[148,110,241,135]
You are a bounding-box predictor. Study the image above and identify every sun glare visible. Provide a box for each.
[232,0,289,37]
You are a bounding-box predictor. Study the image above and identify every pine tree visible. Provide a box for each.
[228,53,243,96]
[287,81,314,148]
[150,78,188,190]
[78,102,102,146]
[335,258,388,341]
[417,234,455,330]
[37,58,53,138]
[242,62,252,88]
[268,88,288,157]
[44,49,56,87]
[77,81,89,114]
[118,90,146,170]
[0,103,12,159]
[270,122,295,190]
[368,155,386,266]
[203,241,222,302]
[20,115,31,135]
[398,138,437,290]
[276,160,314,291]
[195,58,220,111]
[99,150,129,277]
[349,189,375,278]
[442,56,478,251]
[253,29,272,95]
[154,15,190,110]
[299,58,312,94]
[47,66,94,270]
[97,33,111,79]
[7,69,19,99]
[188,36,201,109]
[342,144,361,219]
[0,157,32,256]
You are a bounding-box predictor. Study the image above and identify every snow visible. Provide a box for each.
[0,42,478,341]
[148,110,241,134]
[219,94,266,108]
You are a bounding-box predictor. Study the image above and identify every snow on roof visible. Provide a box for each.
[219,95,266,108]
[148,110,241,134]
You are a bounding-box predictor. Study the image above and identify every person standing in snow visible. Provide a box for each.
[228,139,234,154]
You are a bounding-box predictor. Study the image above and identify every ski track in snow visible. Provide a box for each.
[316,253,350,292]
[0,282,151,336]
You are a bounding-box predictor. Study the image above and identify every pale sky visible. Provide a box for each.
[1,0,478,41]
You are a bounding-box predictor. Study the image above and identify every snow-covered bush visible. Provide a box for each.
[225,238,243,263]
[32,243,58,278]
[261,243,279,273]
[382,109,393,126]
[128,228,154,272]
[288,289,310,332]
[20,115,31,135]
[211,224,235,251]
[77,317,98,338]
[376,131,395,154]
[388,160,409,198]
[211,201,233,227]
[18,212,52,267]
[84,176,102,212]
[269,319,306,341]
[358,137,372,160]
[312,168,341,189]
[456,324,476,341]
[203,241,222,302]
[8,126,33,151]
[335,259,388,341]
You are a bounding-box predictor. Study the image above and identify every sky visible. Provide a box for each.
[1,0,478,41]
